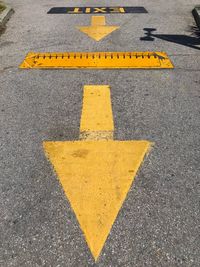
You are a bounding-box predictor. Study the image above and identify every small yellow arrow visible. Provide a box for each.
[43,85,152,261]
[77,16,120,41]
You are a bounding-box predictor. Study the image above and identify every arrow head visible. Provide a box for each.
[43,140,151,260]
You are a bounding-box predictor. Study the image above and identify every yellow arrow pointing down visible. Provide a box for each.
[77,16,120,41]
[43,85,151,261]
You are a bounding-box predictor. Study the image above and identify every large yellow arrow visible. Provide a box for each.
[77,16,119,41]
[43,85,152,261]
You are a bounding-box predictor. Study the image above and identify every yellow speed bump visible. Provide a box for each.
[43,85,152,261]
[20,52,173,69]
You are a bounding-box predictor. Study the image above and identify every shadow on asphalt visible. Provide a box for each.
[140,28,200,51]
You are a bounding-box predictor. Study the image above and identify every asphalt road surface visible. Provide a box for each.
[0,0,200,266]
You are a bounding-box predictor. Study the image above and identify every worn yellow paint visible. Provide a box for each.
[43,85,152,261]
[80,85,114,140]
[20,52,174,69]
[77,16,119,41]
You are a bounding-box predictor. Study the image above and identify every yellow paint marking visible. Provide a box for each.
[91,16,106,26]
[43,85,152,261]
[68,7,82,14]
[20,52,174,69]
[109,7,125,13]
[44,140,150,260]
[80,85,114,140]
[85,8,91,13]
[94,8,107,13]
[77,16,119,41]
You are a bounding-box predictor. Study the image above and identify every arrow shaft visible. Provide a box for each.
[80,85,114,140]
[91,16,106,26]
